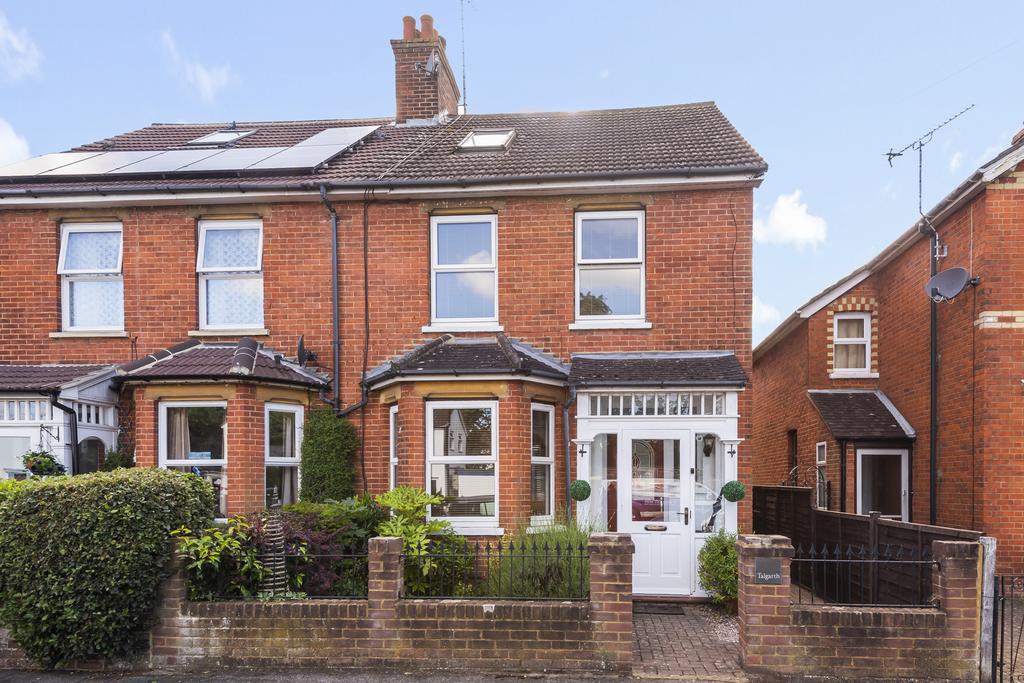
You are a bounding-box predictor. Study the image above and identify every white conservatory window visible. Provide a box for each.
[587,392,726,417]
[426,401,497,526]
[159,401,228,517]
[197,219,264,330]
[58,223,124,331]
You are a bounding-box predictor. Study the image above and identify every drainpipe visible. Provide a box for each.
[922,222,939,525]
[562,385,577,506]
[320,185,342,410]
[49,394,78,475]
[838,438,847,512]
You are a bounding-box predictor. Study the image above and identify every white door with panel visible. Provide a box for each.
[620,429,693,596]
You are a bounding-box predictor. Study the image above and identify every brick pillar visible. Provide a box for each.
[134,387,157,468]
[736,534,794,672]
[367,536,403,662]
[588,532,634,673]
[932,540,981,679]
[225,384,263,516]
[149,552,187,668]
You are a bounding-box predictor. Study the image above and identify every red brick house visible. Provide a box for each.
[0,15,766,595]
[751,128,1024,570]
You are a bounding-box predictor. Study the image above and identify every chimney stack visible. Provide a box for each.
[391,14,460,125]
[1013,124,1024,147]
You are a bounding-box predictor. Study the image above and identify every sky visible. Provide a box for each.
[1,1,1022,344]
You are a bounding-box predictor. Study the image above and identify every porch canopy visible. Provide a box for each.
[569,351,747,387]
[807,389,916,441]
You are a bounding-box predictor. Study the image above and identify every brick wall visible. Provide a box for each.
[737,534,980,681]
[147,533,635,674]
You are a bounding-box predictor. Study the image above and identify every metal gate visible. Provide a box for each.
[993,575,1024,682]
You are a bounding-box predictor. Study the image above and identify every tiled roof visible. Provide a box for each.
[0,364,111,392]
[365,335,568,385]
[119,339,326,388]
[0,102,766,195]
[568,352,748,387]
[807,390,916,440]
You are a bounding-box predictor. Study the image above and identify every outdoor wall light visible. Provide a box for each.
[702,433,716,457]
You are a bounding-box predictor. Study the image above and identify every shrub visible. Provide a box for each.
[0,469,214,667]
[485,515,590,599]
[0,478,28,505]
[721,480,746,503]
[697,529,739,610]
[172,517,266,600]
[100,447,134,471]
[569,479,591,501]
[299,410,358,502]
[283,494,386,547]
[21,449,65,476]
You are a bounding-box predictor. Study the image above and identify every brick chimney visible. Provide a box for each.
[391,14,461,124]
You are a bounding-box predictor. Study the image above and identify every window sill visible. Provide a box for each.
[49,330,128,338]
[188,328,270,338]
[569,319,652,330]
[422,323,504,333]
[829,371,879,379]
[449,526,505,536]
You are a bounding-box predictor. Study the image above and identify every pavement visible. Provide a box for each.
[0,672,731,683]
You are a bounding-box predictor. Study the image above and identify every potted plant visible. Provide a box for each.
[22,450,67,477]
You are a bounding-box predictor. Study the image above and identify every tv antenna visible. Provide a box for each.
[886,104,974,263]
[459,0,469,114]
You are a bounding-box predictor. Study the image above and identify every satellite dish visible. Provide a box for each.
[924,267,975,302]
[297,335,315,366]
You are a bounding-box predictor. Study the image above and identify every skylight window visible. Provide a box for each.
[186,130,256,146]
[457,129,515,151]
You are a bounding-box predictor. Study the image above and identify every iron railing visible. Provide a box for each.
[402,539,589,600]
[791,543,936,607]
[992,575,1024,682]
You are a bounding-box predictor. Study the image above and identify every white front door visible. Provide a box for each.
[620,429,693,596]
[856,448,909,521]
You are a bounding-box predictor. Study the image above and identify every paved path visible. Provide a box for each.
[633,607,747,681]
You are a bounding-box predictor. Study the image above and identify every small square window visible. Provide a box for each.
[457,129,514,151]
[833,312,871,373]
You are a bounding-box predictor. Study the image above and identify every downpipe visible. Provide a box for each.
[49,394,78,475]
[562,385,577,509]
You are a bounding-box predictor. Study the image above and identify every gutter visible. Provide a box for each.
[49,393,78,475]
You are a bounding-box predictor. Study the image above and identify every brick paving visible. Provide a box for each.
[633,607,747,681]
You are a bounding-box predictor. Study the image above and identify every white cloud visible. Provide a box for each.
[599,69,611,79]
[948,151,963,173]
[0,118,29,166]
[0,10,40,81]
[161,30,232,103]
[753,295,782,328]
[753,190,828,250]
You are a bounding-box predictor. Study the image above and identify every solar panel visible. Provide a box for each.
[246,144,347,171]
[41,151,165,176]
[295,125,379,147]
[179,147,288,172]
[0,152,104,177]
[112,149,228,174]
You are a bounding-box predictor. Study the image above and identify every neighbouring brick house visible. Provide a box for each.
[0,14,766,596]
[751,127,1024,571]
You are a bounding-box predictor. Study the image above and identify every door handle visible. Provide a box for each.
[683,507,690,525]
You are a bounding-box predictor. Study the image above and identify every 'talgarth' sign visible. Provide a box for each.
[754,557,783,585]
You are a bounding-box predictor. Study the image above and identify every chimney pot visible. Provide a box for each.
[402,15,416,41]
[420,14,435,41]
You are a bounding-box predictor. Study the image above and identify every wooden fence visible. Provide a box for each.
[753,485,983,606]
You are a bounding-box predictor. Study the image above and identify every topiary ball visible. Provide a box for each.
[721,480,746,503]
[569,479,591,502]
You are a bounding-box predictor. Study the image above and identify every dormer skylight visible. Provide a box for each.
[186,130,256,146]
[457,129,515,151]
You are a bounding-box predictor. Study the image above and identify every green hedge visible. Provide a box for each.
[0,468,214,667]
[300,410,358,502]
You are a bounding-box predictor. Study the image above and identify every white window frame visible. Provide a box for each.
[389,404,399,490]
[530,403,556,526]
[58,222,124,332]
[425,400,499,529]
[264,402,303,505]
[574,210,646,324]
[157,400,228,466]
[815,442,827,509]
[457,129,515,151]
[832,311,871,376]
[429,214,499,328]
[196,219,264,330]
[855,448,909,521]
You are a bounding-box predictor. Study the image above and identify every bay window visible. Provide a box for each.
[58,222,124,331]
[158,401,227,517]
[531,404,554,524]
[265,403,302,506]
[197,219,264,330]
[574,210,646,327]
[426,401,497,526]
[429,215,498,328]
